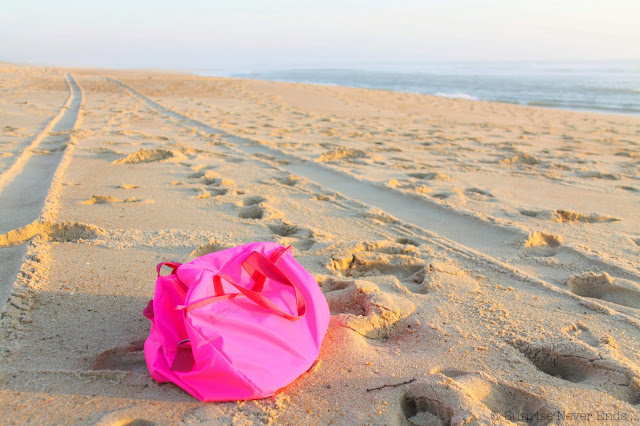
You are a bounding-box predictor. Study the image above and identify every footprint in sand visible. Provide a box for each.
[519,209,543,218]
[386,179,432,195]
[267,221,305,238]
[238,205,265,219]
[500,152,541,166]
[401,370,557,425]
[312,192,339,202]
[91,338,148,375]
[315,147,371,163]
[267,221,315,251]
[95,412,156,426]
[190,240,230,257]
[359,208,399,225]
[464,187,495,201]
[209,188,229,196]
[276,175,300,187]
[327,241,424,280]
[187,180,229,198]
[395,237,420,247]
[566,271,640,310]
[322,278,414,339]
[407,172,451,181]
[189,169,235,188]
[189,169,218,185]
[577,171,621,180]
[237,195,281,220]
[514,338,640,404]
[551,209,621,223]
[243,195,266,205]
[430,189,467,204]
[81,195,152,205]
[519,209,621,223]
[407,259,477,295]
[194,189,211,199]
[118,184,139,189]
[523,231,562,257]
[0,221,105,247]
[113,148,187,164]
[238,195,266,219]
[168,143,208,157]
[561,322,603,348]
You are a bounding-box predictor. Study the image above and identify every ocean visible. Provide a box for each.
[196,62,640,116]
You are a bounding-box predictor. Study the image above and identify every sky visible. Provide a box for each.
[1,0,638,71]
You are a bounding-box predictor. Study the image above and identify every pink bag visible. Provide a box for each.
[143,242,330,401]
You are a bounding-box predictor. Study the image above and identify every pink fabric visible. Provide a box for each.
[143,242,330,401]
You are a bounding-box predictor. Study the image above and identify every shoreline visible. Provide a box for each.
[2,60,638,117]
[241,78,640,117]
[191,63,640,118]
[196,73,640,118]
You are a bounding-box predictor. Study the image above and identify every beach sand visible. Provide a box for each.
[1,63,639,424]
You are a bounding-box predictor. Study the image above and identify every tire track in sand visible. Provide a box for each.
[107,78,640,318]
[0,74,83,307]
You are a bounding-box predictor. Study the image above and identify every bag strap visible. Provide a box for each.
[181,245,290,309]
[246,245,291,293]
[185,249,307,321]
[210,245,290,296]
[156,261,188,296]
[157,261,181,276]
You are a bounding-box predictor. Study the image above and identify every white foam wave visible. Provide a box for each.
[434,92,479,101]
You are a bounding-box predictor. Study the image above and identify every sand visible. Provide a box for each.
[1,62,639,425]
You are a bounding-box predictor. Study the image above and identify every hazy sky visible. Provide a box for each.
[1,0,638,70]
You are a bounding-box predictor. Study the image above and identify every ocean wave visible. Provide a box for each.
[492,99,521,105]
[527,101,640,115]
[201,65,640,116]
[527,101,556,107]
[434,92,479,101]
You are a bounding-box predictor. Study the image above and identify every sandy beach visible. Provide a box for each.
[1,63,639,424]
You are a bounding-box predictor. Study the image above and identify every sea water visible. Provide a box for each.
[196,62,640,116]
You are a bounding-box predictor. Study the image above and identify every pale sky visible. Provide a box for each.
[1,0,638,70]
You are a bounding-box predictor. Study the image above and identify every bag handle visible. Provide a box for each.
[184,250,307,321]
[179,246,289,310]
[210,245,291,296]
[156,261,188,296]
[157,262,181,276]
[246,245,291,293]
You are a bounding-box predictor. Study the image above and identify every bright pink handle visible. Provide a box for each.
[186,250,307,321]
[156,261,188,296]
[157,262,181,276]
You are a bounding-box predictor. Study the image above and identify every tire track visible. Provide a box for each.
[0,74,82,308]
[107,77,640,312]
[0,75,78,193]
[107,78,516,248]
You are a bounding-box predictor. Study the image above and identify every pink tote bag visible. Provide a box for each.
[143,242,330,401]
